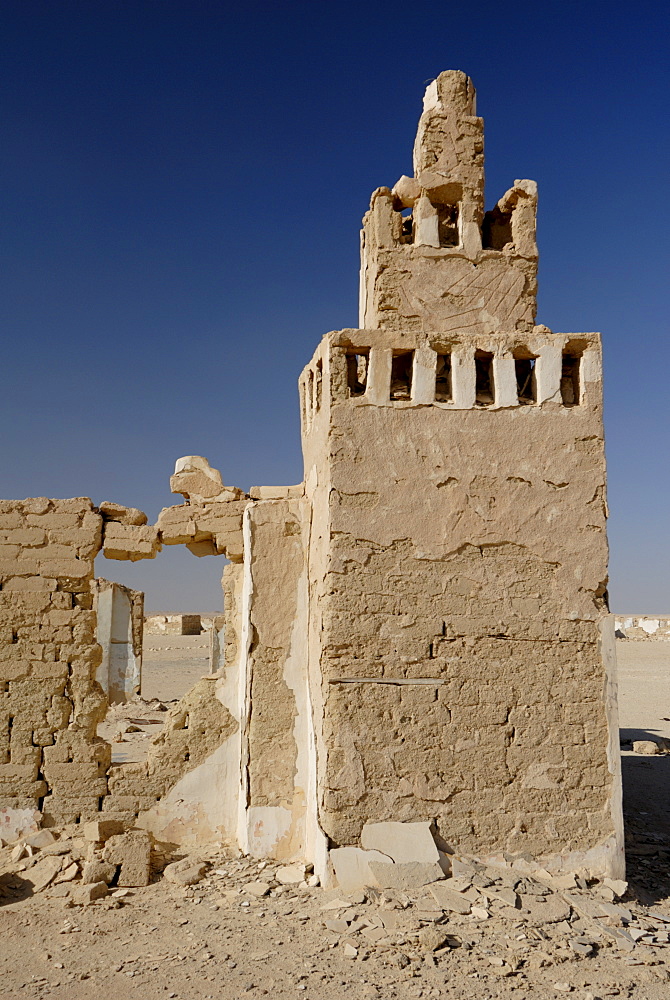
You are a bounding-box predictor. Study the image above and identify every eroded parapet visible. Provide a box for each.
[359,70,538,337]
[300,327,603,425]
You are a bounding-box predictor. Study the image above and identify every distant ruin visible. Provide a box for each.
[0,71,623,882]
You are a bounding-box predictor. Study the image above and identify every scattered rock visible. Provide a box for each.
[632,740,661,755]
[163,859,207,886]
[418,925,449,951]
[24,856,63,893]
[70,881,109,905]
[428,883,472,914]
[275,865,306,885]
[245,880,271,897]
[25,830,56,850]
[330,847,392,892]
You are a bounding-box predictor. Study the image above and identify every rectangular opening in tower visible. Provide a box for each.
[474,350,494,406]
[482,206,513,250]
[315,359,323,411]
[346,350,369,397]
[435,353,452,401]
[400,208,413,244]
[390,350,414,400]
[561,351,581,406]
[437,204,459,247]
[513,350,537,405]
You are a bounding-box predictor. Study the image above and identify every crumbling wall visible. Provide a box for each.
[0,463,256,842]
[239,497,311,860]
[103,676,238,827]
[0,498,109,826]
[301,332,619,873]
[144,613,202,636]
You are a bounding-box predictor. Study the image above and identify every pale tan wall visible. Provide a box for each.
[240,498,311,860]
[0,498,110,826]
[301,332,620,872]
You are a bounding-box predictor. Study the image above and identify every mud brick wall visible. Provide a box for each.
[0,498,110,825]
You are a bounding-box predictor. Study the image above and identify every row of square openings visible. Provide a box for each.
[347,349,583,406]
[397,202,513,250]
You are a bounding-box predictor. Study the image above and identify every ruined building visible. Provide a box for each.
[0,71,623,882]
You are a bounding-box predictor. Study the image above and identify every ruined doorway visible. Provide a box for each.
[94,544,226,762]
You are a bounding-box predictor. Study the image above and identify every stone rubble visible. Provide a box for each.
[1,821,669,986]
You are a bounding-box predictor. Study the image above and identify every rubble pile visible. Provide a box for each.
[2,819,670,996]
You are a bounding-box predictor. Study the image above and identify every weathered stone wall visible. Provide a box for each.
[0,498,109,826]
[239,498,311,860]
[0,467,252,840]
[300,70,622,879]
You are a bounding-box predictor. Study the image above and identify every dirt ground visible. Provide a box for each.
[2,638,670,1000]
[141,634,212,702]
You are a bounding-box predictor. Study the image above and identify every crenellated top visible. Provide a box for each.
[360,71,539,339]
[300,327,602,436]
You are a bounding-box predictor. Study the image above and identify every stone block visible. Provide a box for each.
[98,502,148,526]
[102,829,152,886]
[102,523,160,561]
[71,881,109,904]
[369,861,445,893]
[330,847,392,891]
[83,819,125,843]
[170,456,226,502]
[82,859,117,884]
[361,820,440,864]
[163,859,207,885]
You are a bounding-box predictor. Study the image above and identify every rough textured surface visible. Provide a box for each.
[0,498,109,825]
[103,677,237,824]
[299,71,621,878]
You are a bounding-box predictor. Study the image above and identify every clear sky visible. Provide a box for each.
[0,1,668,613]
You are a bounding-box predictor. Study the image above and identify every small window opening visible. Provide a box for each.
[11,630,18,644]
[400,208,413,244]
[513,349,537,405]
[474,350,495,406]
[437,204,459,247]
[315,359,323,412]
[390,350,414,400]
[305,369,314,419]
[561,351,581,407]
[346,350,369,397]
[435,353,452,402]
[482,206,513,250]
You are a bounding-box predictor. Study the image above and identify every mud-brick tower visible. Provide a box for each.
[300,71,623,876]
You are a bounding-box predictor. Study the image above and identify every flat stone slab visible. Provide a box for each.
[361,821,440,864]
[369,860,445,893]
[429,882,473,914]
[331,847,392,891]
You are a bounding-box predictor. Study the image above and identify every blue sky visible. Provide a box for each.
[0,1,668,612]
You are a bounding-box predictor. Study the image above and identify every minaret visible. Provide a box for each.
[300,71,623,876]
